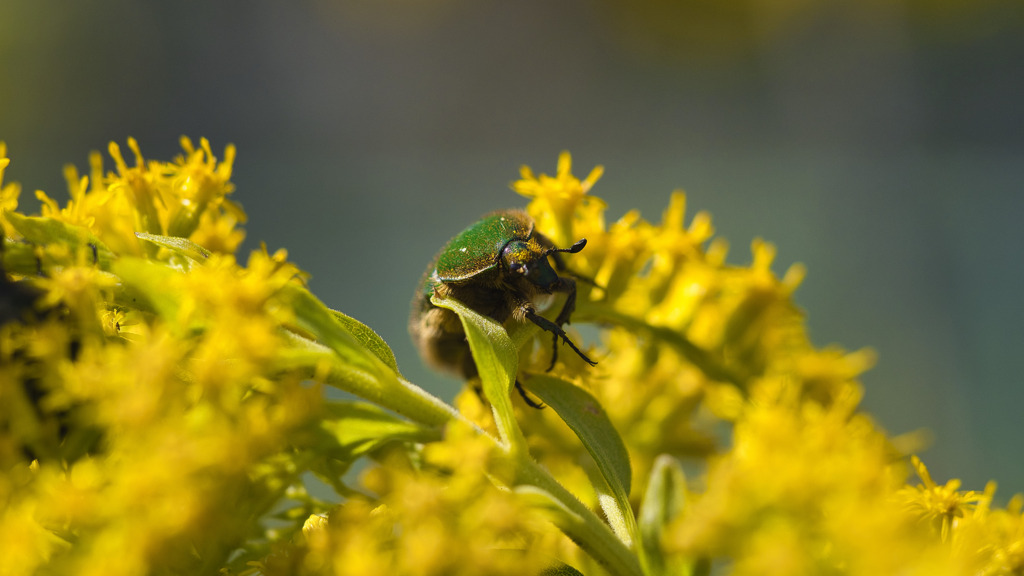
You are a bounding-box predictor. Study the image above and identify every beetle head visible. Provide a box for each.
[502,238,587,291]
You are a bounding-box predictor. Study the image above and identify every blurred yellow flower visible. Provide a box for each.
[283,435,560,576]
[0,144,21,235]
[900,455,990,542]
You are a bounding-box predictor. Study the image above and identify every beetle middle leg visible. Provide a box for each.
[551,276,578,327]
[548,276,598,370]
[515,380,545,409]
[469,378,544,409]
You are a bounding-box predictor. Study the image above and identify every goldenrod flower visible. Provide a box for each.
[286,432,559,576]
[0,143,21,237]
[513,150,606,249]
[900,455,988,542]
[1,143,1019,576]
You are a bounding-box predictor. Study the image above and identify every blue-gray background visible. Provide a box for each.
[3,1,1022,494]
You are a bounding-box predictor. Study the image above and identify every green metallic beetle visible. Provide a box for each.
[410,209,596,405]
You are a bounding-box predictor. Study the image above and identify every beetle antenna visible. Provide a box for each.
[548,238,586,256]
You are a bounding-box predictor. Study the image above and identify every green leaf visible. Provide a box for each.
[295,401,445,502]
[328,308,399,374]
[540,563,587,576]
[318,400,440,463]
[1,237,43,275]
[3,213,116,269]
[283,283,392,378]
[282,286,457,428]
[110,257,185,320]
[431,293,524,450]
[135,231,211,265]
[525,374,632,496]
[524,375,637,547]
[638,455,687,575]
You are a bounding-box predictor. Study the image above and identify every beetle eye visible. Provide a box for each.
[510,262,527,275]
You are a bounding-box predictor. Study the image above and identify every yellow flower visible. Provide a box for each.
[0,140,327,576]
[4,143,1021,576]
[0,143,22,237]
[507,152,876,499]
[663,381,960,575]
[899,455,988,542]
[26,137,244,258]
[513,151,606,249]
[974,494,1024,575]
[292,441,562,576]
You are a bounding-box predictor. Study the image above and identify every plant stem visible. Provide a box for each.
[516,456,645,576]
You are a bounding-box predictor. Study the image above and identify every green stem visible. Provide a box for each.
[516,456,645,576]
[278,331,461,429]
[392,375,466,428]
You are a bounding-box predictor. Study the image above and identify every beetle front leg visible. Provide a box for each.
[522,306,597,370]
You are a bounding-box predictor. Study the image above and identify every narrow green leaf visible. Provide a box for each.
[328,308,399,374]
[283,283,391,377]
[431,294,524,450]
[318,400,440,462]
[540,564,587,576]
[135,231,211,264]
[638,455,687,575]
[282,288,457,428]
[525,375,632,496]
[524,375,638,548]
[4,213,116,268]
[430,294,517,395]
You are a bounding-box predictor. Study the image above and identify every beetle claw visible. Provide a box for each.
[563,335,598,367]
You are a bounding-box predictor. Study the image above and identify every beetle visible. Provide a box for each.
[410,209,596,406]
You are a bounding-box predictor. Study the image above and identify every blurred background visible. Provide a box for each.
[2,0,1022,494]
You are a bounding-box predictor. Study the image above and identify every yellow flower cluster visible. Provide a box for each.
[504,154,868,501]
[269,424,561,576]
[1,140,324,576]
[34,137,246,257]
[1,142,1021,576]
[506,152,1024,575]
